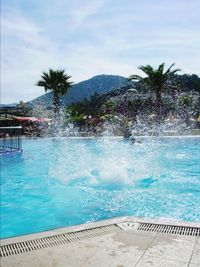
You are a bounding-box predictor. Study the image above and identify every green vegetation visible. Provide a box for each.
[128,63,181,118]
[65,93,107,126]
[36,69,73,118]
[31,65,200,134]
[2,68,199,135]
[61,66,200,131]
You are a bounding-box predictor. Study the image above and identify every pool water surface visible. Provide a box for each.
[1,137,200,238]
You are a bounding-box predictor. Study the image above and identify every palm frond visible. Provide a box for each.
[139,65,154,76]
[36,68,73,98]
[158,63,165,74]
[165,63,175,75]
[128,74,143,81]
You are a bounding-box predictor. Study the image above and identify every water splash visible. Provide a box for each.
[2,137,200,238]
[48,137,165,188]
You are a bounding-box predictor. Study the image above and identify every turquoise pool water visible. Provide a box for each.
[1,137,200,238]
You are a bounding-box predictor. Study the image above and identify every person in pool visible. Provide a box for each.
[123,127,132,139]
[122,120,141,143]
[123,127,142,144]
[123,127,136,143]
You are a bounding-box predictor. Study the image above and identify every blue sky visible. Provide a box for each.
[1,0,200,103]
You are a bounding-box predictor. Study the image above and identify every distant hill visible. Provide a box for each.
[0,103,18,108]
[28,75,130,107]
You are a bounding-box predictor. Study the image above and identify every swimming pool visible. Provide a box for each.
[1,137,200,238]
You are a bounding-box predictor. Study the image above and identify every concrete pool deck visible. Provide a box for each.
[1,217,200,267]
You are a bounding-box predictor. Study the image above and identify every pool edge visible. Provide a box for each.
[1,216,200,246]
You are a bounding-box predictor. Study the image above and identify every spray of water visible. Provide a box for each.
[47,135,165,189]
[29,102,199,187]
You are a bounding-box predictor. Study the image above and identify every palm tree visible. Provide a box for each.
[129,63,181,118]
[36,69,73,118]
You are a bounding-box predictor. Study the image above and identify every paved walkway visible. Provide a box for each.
[1,230,199,266]
[1,218,200,267]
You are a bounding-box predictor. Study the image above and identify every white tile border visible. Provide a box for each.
[1,216,200,246]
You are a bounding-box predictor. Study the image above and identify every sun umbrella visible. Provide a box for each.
[37,118,52,123]
[14,117,38,122]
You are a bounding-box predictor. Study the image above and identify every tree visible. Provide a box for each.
[36,69,73,118]
[128,63,181,118]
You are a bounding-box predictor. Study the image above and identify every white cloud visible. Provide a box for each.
[1,11,61,103]
[67,0,107,31]
[1,0,200,103]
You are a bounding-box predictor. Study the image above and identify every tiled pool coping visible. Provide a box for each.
[1,217,200,267]
[1,216,200,246]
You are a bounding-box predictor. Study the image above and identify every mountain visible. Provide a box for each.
[0,103,18,108]
[28,74,130,107]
